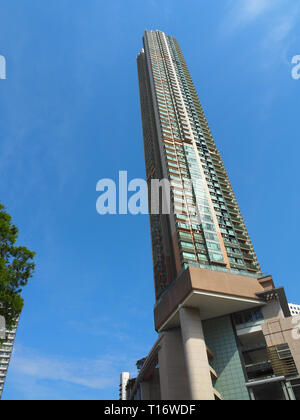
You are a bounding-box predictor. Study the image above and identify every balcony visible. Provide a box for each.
[231,217,240,224]
[243,255,254,262]
[246,360,273,373]
[241,342,267,353]
[245,360,274,382]
[234,225,244,233]
[240,243,251,251]
[223,193,232,201]
[217,173,226,182]
[247,263,259,272]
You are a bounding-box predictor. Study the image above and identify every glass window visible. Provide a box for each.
[210,253,224,262]
[207,242,221,251]
[182,252,197,261]
[198,253,208,261]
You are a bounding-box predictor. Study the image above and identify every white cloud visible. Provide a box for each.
[4,345,139,399]
[236,0,272,21]
[11,346,118,389]
[222,0,273,32]
[13,354,111,389]
[222,0,299,34]
[266,15,295,43]
[220,0,300,64]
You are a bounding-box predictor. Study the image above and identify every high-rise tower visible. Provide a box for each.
[137,30,260,303]
[124,30,300,401]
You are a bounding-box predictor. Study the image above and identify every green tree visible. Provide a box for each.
[0,204,35,331]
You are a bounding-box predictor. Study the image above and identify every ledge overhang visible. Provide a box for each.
[154,266,266,332]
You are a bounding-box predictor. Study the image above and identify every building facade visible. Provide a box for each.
[137,30,261,303]
[0,323,18,399]
[289,303,300,317]
[123,30,300,401]
[119,372,130,400]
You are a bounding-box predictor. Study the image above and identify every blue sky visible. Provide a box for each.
[0,0,299,400]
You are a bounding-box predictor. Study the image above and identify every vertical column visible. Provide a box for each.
[158,329,190,400]
[248,388,255,400]
[286,381,296,401]
[281,381,291,401]
[179,307,215,400]
[140,382,151,400]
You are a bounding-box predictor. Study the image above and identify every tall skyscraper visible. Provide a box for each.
[122,30,300,401]
[137,32,261,303]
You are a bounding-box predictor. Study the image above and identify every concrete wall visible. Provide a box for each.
[262,316,300,374]
[262,299,284,321]
[141,369,161,400]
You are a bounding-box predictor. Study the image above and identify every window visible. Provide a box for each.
[207,242,221,251]
[233,308,264,326]
[198,253,208,262]
[181,241,194,249]
[210,253,224,262]
[182,252,197,261]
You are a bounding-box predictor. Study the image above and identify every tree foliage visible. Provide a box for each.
[0,204,35,330]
